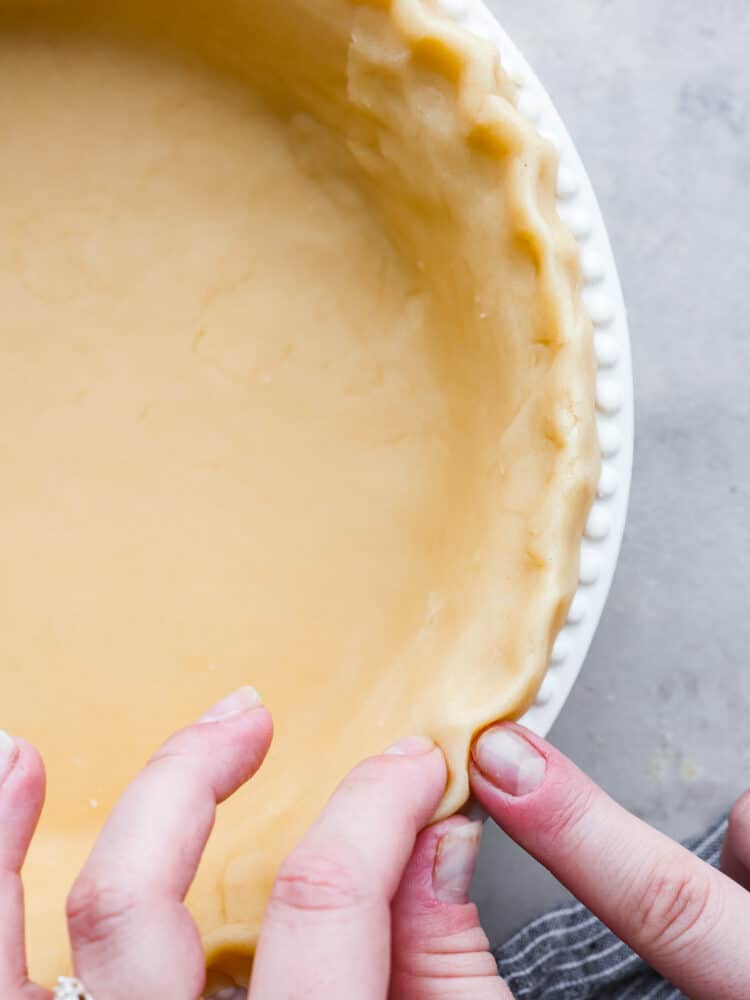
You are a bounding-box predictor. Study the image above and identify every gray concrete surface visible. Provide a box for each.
[474,0,750,946]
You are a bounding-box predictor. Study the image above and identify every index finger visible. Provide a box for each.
[0,735,49,1000]
[249,736,446,1000]
[67,687,273,1000]
[470,723,750,1000]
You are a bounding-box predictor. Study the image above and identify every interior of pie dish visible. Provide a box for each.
[0,0,598,989]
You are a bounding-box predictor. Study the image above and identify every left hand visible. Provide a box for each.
[249,731,507,999]
[0,689,507,999]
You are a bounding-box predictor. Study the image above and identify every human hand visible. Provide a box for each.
[0,687,273,999]
[1,689,506,1000]
[469,722,750,1000]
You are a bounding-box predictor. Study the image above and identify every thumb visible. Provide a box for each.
[389,816,513,999]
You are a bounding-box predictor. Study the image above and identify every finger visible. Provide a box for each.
[249,736,446,1000]
[67,687,272,1000]
[470,723,750,1000]
[720,789,750,890]
[0,732,50,999]
[390,815,513,1000]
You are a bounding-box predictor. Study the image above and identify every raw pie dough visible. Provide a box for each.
[0,0,598,989]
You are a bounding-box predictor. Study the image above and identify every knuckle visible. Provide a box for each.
[66,874,138,948]
[535,783,599,854]
[392,923,499,989]
[271,847,367,915]
[635,862,718,954]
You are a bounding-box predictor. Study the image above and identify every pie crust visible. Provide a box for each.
[0,0,598,989]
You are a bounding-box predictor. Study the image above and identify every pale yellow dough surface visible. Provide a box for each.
[0,0,598,989]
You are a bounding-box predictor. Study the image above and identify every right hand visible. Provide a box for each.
[454,723,750,1000]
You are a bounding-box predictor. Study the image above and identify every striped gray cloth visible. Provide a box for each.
[493,816,728,1000]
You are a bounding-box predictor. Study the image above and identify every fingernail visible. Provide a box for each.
[433,820,483,904]
[198,686,262,724]
[384,735,435,756]
[473,726,546,796]
[0,731,18,785]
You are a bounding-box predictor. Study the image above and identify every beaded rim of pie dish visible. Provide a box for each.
[439,0,634,735]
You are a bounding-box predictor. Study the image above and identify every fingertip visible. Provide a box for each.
[229,701,274,742]
[373,738,446,779]
[396,814,481,911]
[471,723,548,798]
[426,743,449,786]
[300,742,449,885]
[197,686,263,724]
[191,687,274,769]
[468,724,599,853]
[381,737,447,780]
[185,699,274,746]
[433,817,483,905]
[0,737,47,872]
[240,704,274,768]
[220,699,273,757]
[383,735,436,756]
[199,704,274,800]
[1,737,46,803]
[425,814,482,865]
[383,742,449,813]
[150,701,274,805]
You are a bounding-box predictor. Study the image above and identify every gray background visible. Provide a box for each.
[474,0,750,945]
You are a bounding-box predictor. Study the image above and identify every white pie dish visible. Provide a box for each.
[0,0,630,990]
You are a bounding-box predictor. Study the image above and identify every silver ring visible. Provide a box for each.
[54,978,94,1000]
